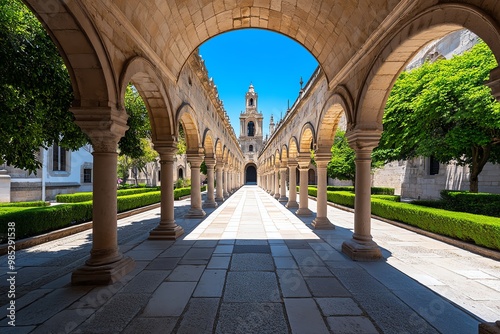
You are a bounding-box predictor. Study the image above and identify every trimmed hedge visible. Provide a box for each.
[306,187,500,251]
[0,185,208,241]
[440,190,500,217]
[371,198,500,251]
[0,201,49,207]
[325,186,394,195]
[56,187,160,203]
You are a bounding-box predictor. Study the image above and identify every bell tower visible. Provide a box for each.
[239,83,264,163]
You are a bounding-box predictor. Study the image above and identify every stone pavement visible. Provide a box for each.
[0,185,499,333]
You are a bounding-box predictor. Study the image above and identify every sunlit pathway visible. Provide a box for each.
[0,185,498,333]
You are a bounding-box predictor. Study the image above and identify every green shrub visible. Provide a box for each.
[440,190,500,217]
[411,199,446,209]
[117,191,161,212]
[0,202,93,242]
[371,187,395,195]
[174,187,191,200]
[0,201,48,207]
[56,192,93,203]
[371,198,500,251]
[326,186,354,192]
[117,188,159,196]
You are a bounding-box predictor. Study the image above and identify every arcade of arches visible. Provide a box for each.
[22,2,500,308]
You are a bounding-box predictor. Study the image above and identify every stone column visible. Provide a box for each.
[296,157,312,216]
[312,153,334,229]
[342,129,382,261]
[186,153,206,218]
[203,158,217,208]
[269,170,275,196]
[223,163,230,198]
[149,142,184,239]
[274,166,280,200]
[215,161,224,202]
[71,107,134,285]
[279,167,288,202]
[286,160,299,208]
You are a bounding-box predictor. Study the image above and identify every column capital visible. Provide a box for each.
[315,152,332,168]
[297,155,310,169]
[205,157,216,167]
[71,106,129,152]
[280,167,288,173]
[346,129,381,153]
[187,153,204,167]
[287,158,298,167]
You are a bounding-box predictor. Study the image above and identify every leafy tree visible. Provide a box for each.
[118,85,151,158]
[177,124,186,154]
[0,0,87,172]
[376,41,500,192]
[328,131,384,187]
[328,131,356,186]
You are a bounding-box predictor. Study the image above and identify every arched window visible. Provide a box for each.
[249,98,254,106]
[178,168,184,179]
[247,121,255,136]
[249,145,253,152]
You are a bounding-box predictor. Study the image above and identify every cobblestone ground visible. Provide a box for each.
[0,186,498,333]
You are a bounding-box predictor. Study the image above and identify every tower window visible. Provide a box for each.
[247,121,255,136]
[429,156,440,175]
[249,98,254,106]
[249,145,253,152]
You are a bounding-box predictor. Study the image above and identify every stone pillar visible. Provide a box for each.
[312,153,334,229]
[71,107,134,285]
[0,169,11,203]
[223,164,230,198]
[296,157,312,216]
[269,170,275,196]
[203,158,217,208]
[274,166,280,200]
[215,161,224,202]
[286,160,299,208]
[186,153,206,218]
[342,129,382,261]
[149,142,184,239]
[279,167,288,202]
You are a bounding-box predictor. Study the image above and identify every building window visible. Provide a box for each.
[429,156,440,175]
[53,144,67,171]
[247,121,255,136]
[178,168,184,179]
[249,98,254,106]
[83,168,92,183]
[249,145,253,152]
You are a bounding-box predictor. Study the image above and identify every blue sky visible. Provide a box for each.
[199,29,318,137]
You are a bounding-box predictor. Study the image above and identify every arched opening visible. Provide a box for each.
[249,98,254,106]
[247,121,255,137]
[178,168,184,180]
[245,164,257,184]
[249,144,254,152]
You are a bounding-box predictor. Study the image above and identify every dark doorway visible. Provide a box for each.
[246,165,257,184]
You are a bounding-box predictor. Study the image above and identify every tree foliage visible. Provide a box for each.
[118,85,151,159]
[0,0,87,172]
[376,41,500,192]
[327,131,356,184]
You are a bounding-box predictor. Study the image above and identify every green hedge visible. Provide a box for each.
[306,187,500,251]
[325,186,394,195]
[0,185,207,242]
[0,201,49,207]
[371,198,500,251]
[440,190,500,217]
[56,187,160,203]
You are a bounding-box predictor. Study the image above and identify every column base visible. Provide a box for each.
[269,191,275,196]
[72,256,135,285]
[185,208,206,218]
[285,200,299,209]
[312,216,335,229]
[342,238,382,261]
[203,201,218,208]
[215,196,224,202]
[149,224,184,240]
[274,193,280,200]
[296,208,313,216]
[479,321,500,334]
[278,196,288,203]
[223,191,230,198]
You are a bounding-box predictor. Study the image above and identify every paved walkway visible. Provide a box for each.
[0,186,499,333]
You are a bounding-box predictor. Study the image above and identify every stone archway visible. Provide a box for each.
[245,163,257,184]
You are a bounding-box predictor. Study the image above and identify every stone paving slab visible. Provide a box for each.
[0,187,497,333]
